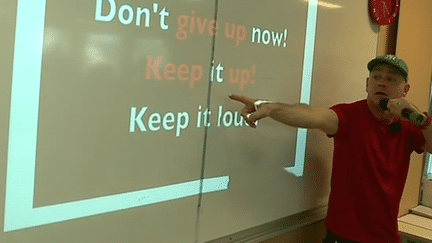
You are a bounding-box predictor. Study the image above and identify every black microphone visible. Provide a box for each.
[379,99,427,127]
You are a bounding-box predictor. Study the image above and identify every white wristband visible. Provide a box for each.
[254,100,275,111]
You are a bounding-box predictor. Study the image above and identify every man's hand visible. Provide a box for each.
[386,98,425,121]
[229,94,272,128]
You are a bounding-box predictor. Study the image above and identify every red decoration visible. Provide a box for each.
[369,0,400,26]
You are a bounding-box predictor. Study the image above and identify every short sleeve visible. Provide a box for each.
[327,104,349,138]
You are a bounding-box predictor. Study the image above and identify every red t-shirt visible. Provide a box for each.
[325,99,425,243]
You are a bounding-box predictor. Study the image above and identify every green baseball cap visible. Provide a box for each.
[367,54,409,82]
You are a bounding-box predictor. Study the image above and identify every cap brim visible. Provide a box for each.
[367,59,408,80]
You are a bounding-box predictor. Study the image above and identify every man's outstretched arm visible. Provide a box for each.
[229,94,339,136]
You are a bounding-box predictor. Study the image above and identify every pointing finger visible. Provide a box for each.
[229,94,255,105]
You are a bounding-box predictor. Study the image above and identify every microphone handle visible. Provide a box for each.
[402,109,426,126]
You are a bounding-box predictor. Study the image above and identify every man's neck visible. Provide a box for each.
[366,98,395,124]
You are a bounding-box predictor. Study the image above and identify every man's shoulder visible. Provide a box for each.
[330,99,367,112]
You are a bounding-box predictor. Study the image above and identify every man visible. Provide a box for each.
[229,55,432,242]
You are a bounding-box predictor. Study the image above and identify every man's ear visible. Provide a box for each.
[366,77,369,93]
[402,83,410,97]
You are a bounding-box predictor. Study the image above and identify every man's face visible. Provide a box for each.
[366,66,410,105]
